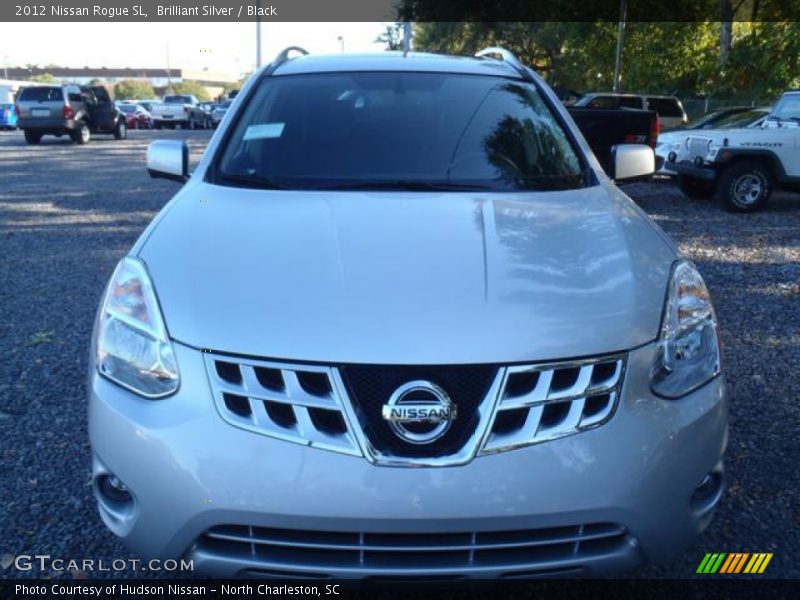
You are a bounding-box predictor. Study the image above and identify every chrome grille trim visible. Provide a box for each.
[204,351,627,465]
[687,135,712,161]
[203,353,362,457]
[481,355,625,455]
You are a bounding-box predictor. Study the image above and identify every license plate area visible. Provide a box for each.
[31,108,50,117]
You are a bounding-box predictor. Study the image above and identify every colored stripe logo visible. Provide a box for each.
[697,553,773,574]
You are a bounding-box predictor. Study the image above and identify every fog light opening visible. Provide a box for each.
[690,467,724,517]
[97,473,134,509]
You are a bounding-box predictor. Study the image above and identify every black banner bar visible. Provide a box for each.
[2,0,800,22]
[2,579,800,599]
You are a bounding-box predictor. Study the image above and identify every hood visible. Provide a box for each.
[139,183,675,364]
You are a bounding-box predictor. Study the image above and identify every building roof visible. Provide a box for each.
[6,67,182,80]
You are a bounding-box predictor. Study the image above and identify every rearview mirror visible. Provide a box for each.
[610,144,655,183]
[147,140,188,183]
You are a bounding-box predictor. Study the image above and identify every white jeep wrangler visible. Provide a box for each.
[668,90,800,212]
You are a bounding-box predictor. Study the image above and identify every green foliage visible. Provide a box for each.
[29,73,58,83]
[414,21,800,104]
[169,80,210,101]
[113,79,155,100]
[223,73,251,95]
[376,23,405,51]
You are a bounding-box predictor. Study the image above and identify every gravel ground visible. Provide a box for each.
[0,129,797,580]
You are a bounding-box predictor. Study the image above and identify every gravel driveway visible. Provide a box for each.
[0,129,797,579]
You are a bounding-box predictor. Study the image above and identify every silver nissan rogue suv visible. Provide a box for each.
[88,48,728,578]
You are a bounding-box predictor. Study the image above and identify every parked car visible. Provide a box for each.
[668,91,800,211]
[575,93,688,130]
[136,99,160,113]
[197,102,216,128]
[655,107,770,175]
[89,47,726,579]
[210,100,232,128]
[150,94,206,129]
[16,84,126,144]
[568,106,658,176]
[117,103,152,129]
[0,102,18,130]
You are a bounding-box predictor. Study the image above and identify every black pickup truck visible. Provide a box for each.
[568,107,659,176]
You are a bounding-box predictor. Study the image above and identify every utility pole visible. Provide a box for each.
[403,22,413,55]
[255,0,262,69]
[166,44,172,91]
[613,0,626,92]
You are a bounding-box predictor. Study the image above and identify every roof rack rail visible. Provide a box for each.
[260,46,310,78]
[273,46,309,67]
[475,47,534,82]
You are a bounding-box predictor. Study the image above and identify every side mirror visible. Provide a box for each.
[147,140,188,183]
[610,144,655,183]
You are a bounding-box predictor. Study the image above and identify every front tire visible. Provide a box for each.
[717,161,772,213]
[154,122,162,130]
[678,175,715,199]
[23,130,42,145]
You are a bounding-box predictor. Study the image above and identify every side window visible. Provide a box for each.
[647,98,684,118]
[587,96,617,109]
[93,87,111,103]
[618,96,644,109]
[68,92,82,102]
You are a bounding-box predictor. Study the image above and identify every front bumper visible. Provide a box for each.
[88,341,728,578]
[668,161,717,181]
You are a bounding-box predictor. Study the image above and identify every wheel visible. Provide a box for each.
[717,161,772,213]
[72,122,91,144]
[114,119,127,140]
[678,175,715,199]
[23,130,42,145]
[154,122,162,130]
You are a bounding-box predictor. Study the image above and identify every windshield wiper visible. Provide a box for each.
[218,172,290,190]
[311,180,496,191]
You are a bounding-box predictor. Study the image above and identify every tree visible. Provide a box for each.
[114,79,155,100]
[223,73,251,95]
[169,80,210,101]
[376,23,405,50]
[30,73,58,83]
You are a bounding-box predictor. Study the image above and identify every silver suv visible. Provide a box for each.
[16,84,126,144]
[88,48,727,578]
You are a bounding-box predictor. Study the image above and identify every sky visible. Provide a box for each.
[0,22,388,75]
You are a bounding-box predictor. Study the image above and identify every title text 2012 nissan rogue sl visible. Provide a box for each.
[88,48,727,578]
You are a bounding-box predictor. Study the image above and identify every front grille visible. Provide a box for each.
[338,365,497,458]
[687,136,711,161]
[482,356,625,454]
[204,353,360,456]
[196,522,631,577]
[205,351,626,466]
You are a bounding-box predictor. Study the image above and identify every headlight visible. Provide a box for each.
[95,257,179,398]
[650,261,721,398]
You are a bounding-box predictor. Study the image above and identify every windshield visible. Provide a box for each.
[770,94,800,121]
[18,87,62,102]
[709,109,766,128]
[214,72,586,191]
[118,104,136,113]
[164,96,191,104]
